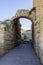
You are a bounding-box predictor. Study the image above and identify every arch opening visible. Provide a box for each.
[12,17,33,45]
[19,18,32,42]
[20,18,32,30]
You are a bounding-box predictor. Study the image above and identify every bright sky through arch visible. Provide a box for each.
[0,0,33,30]
[20,18,32,30]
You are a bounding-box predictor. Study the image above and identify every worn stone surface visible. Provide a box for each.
[0,20,18,56]
[0,43,41,65]
[0,0,43,64]
[33,0,43,64]
[0,23,5,56]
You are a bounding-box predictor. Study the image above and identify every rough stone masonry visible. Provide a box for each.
[0,0,43,64]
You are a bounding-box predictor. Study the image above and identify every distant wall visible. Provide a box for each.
[24,30,32,41]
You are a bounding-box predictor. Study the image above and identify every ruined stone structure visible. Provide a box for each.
[33,0,43,64]
[0,0,43,64]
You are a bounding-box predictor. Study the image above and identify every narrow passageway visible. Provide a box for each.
[0,42,41,65]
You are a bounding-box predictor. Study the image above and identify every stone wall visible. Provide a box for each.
[4,20,20,53]
[0,1,43,64]
[24,30,32,41]
[0,23,5,56]
[33,0,43,64]
[4,23,14,53]
[0,20,18,56]
[11,19,21,43]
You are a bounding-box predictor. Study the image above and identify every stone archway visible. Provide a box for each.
[11,8,36,45]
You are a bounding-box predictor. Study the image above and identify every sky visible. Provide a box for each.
[0,0,33,30]
[20,18,32,30]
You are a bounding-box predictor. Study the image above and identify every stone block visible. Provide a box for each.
[0,47,5,56]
